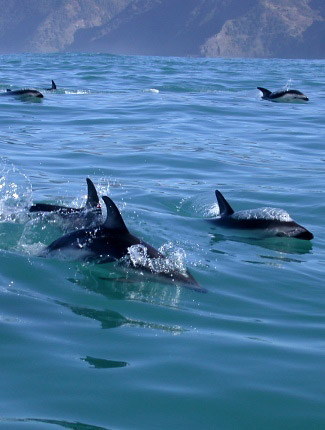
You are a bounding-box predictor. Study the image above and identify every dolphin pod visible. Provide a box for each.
[257,87,309,102]
[211,190,313,240]
[1,81,56,99]
[28,179,314,293]
[38,190,205,293]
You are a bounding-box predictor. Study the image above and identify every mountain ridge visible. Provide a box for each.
[0,0,323,58]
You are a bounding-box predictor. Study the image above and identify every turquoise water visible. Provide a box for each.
[0,53,324,430]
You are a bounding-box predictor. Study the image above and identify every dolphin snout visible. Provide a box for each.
[295,229,313,240]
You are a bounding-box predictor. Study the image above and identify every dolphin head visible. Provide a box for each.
[288,90,309,102]
[275,223,314,240]
[295,229,313,240]
[20,89,44,98]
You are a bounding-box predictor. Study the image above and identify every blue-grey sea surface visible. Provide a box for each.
[0,53,324,430]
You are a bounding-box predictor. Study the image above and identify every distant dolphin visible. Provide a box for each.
[29,178,102,229]
[210,190,313,240]
[257,87,309,102]
[46,80,57,91]
[2,88,44,98]
[41,195,205,292]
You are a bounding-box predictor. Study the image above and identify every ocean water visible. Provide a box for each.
[0,53,324,430]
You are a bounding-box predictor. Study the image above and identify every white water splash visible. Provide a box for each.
[284,79,293,90]
[144,88,160,94]
[127,242,187,275]
[0,160,32,223]
[206,203,221,217]
[64,90,91,95]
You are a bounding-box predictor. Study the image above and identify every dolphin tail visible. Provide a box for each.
[51,80,56,90]
[215,190,235,217]
[257,87,271,97]
[85,178,100,209]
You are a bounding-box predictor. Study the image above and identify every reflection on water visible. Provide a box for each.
[70,262,186,307]
[3,418,111,430]
[210,232,313,256]
[81,356,128,369]
[58,300,183,334]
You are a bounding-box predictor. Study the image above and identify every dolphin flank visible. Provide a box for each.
[257,87,309,102]
[210,190,313,240]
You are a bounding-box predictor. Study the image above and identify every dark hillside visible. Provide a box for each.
[0,0,323,58]
[70,0,257,56]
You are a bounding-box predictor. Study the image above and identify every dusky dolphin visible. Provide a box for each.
[41,195,205,292]
[210,190,313,240]
[46,80,56,91]
[2,89,44,98]
[257,87,309,102]
[29,178,102,229]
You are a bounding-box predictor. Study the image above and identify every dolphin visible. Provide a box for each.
[210,190,313,240]
[2,88,44,98]
[46,80,57,91]
[257,87,309,102]
[29,178,102,229]
[41,195,204,292]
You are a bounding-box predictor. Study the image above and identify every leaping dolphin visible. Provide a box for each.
[257,87,309,102]
[40,195,204,292]
[29,178,102,229]
[210,190,313,240]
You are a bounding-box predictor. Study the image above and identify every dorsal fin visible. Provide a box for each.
[257,87,271,97]
[102,196,128,232]
[85,178,100,209]
[215,190,235,217]
[51,80,56,89]
[6,89,12,92]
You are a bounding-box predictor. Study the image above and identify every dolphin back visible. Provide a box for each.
[257,87,271,97]
[29,203,75,213]
[30,178,100,214]
[46,80,57,90]
[85,178,100,209]
[102,196,128,232]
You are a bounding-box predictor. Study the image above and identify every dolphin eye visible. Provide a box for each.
[276,232,286,237]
